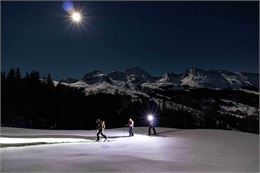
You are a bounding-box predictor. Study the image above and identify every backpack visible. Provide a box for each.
[102,121,106,129]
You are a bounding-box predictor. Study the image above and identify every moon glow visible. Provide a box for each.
[71,11,82,23]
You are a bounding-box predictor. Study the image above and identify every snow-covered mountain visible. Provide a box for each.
[125,67,155,86]
[158,72,182,84]
[108,71,127,82]
[56,67,258,119]
[59,67,258,92]
[181,68,232,89]
[180,67,258,89]
[82,70,113,85]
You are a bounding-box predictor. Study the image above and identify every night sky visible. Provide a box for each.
[2,1,259,80]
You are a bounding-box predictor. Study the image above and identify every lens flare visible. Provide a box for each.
[62,1,74,12]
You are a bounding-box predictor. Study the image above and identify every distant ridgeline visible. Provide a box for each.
[1,68,259,133]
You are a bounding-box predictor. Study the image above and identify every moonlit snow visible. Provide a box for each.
[0,127,258,172]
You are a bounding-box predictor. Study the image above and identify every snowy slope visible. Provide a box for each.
[82,70,113,85]
[181,68,230,89]
[53,67,259,118]
[82,81,150,99]
[158,72,182,84]
[50,68,260,122]
[108,70,127,82]
[125,67,154,86]
[0,127,258,172]
[180,68,259,90]
[58,67,259,93]
[219,99,259,118]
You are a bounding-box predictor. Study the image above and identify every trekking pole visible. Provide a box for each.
[94,129,97,141]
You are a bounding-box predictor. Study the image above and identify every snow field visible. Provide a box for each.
[0,127,259,172]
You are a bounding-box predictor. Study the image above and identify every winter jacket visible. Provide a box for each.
[128,120,134,127]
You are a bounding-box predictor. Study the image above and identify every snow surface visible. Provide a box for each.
[236,89,259,95]
[181,71,209,88]
[0,127,259,172]
[221,72,242,85]
[0,137,89,145]
[219,99,259,117]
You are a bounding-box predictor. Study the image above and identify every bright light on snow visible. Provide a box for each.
[0,137,87,144]
[0,127,258,172]
[147,114,154,121]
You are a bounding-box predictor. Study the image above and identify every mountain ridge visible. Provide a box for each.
[58,67,259,91]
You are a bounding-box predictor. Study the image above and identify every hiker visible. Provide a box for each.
[147,115,157,135]
[128,118,134,137]
[96,119,107,141]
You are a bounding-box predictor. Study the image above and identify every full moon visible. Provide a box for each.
[71,11,82,23]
